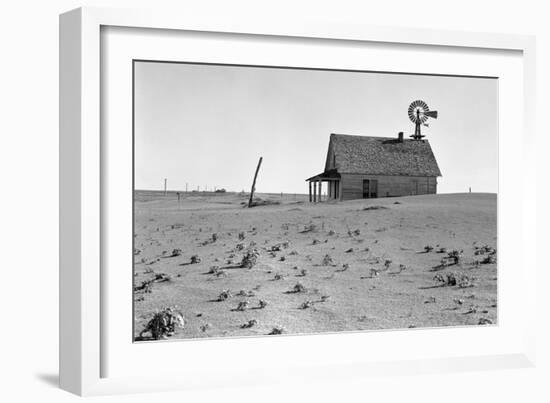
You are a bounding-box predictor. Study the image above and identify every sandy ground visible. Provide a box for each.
[133,191,497,340]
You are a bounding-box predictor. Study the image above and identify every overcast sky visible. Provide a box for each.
[134,61,498,194]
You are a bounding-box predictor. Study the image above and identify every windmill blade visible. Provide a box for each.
[424,110,438,119]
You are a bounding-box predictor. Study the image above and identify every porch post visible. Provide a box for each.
[313,181,317,203]
[308,181,312,202]
[318,179,322,202]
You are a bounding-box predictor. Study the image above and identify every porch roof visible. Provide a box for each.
[306,169,341,182]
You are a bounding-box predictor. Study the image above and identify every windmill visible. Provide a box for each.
[408,100,438,140]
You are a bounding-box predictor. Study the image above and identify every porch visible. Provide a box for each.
[305,169,341,203]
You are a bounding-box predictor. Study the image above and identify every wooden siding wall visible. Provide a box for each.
[340,174,437,200]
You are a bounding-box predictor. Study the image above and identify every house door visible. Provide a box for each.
[362,180,370,199]
[363,179,378,199]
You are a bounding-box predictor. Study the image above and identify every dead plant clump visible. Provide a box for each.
[200,323,211,332]
[289,282,306,293]
[235,301,249,311]
[312,239,320,245]
[424,296,436,304]
[383,259,392,269]
[480,254,497,264]
[190,255,201,264]
[345,248,354,253]
[241,319,258,329]
[446,249,462,265]
[238,231,246,241]
[139,307,185,340]
[328,230,336,236]
[258,300,268,309]
[134,279,153,293]
[236,290,255,297]
[240,249,260,268]
[171,248,183,257]
[235,243,244,251]
[274,273,285,281]
[433,272,474,288]
[217,289,232,301]
[289,250,299,256]
[299,300,314,309]
[268,327,284,335]
[474,245,497,255]
[154,273,171,283]
[322,254,335,266]
[297,268,308,277]
[478,318,493,325]
[208,265,223,275]
[300,223,318,233]
[436,247,447,253]
[348,229,361,237]
[423,245,434,253]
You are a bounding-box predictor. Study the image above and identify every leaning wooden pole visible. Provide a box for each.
[248,157,263,208]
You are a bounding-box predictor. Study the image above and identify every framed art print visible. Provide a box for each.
[60,7,537,396]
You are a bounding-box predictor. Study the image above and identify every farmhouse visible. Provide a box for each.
[306,133,442,201]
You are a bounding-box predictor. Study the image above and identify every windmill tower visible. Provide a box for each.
[408,100,438,140]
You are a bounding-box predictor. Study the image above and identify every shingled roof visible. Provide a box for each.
[325,133,442,177]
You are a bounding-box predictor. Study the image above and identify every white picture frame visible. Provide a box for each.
[60,6,537,396]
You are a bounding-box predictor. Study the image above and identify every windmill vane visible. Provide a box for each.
[408,100,438,140]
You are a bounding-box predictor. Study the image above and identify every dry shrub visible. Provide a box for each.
[478,318,493,325]
[139,307,185,340]
[299,300,314,309]
[258,300,268,309]
[268,327,284,335]
[171,248,183,257]
[433,272,474,288]
[289,282,306,293]
[480,254,497,264]
[238,231,246,241]
[424,245,434,253]
[474,245,497,255]
[134,279,153,293]
[190,255,201,264]
[154,273,171,283]
[240,249,260,268]
[241,319,258,329]
[217,290,232,301]
[235,301,249,311]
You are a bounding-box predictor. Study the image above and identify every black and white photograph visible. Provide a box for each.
[132,61,498,341]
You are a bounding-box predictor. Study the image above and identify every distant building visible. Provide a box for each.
[306,133,442,201]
